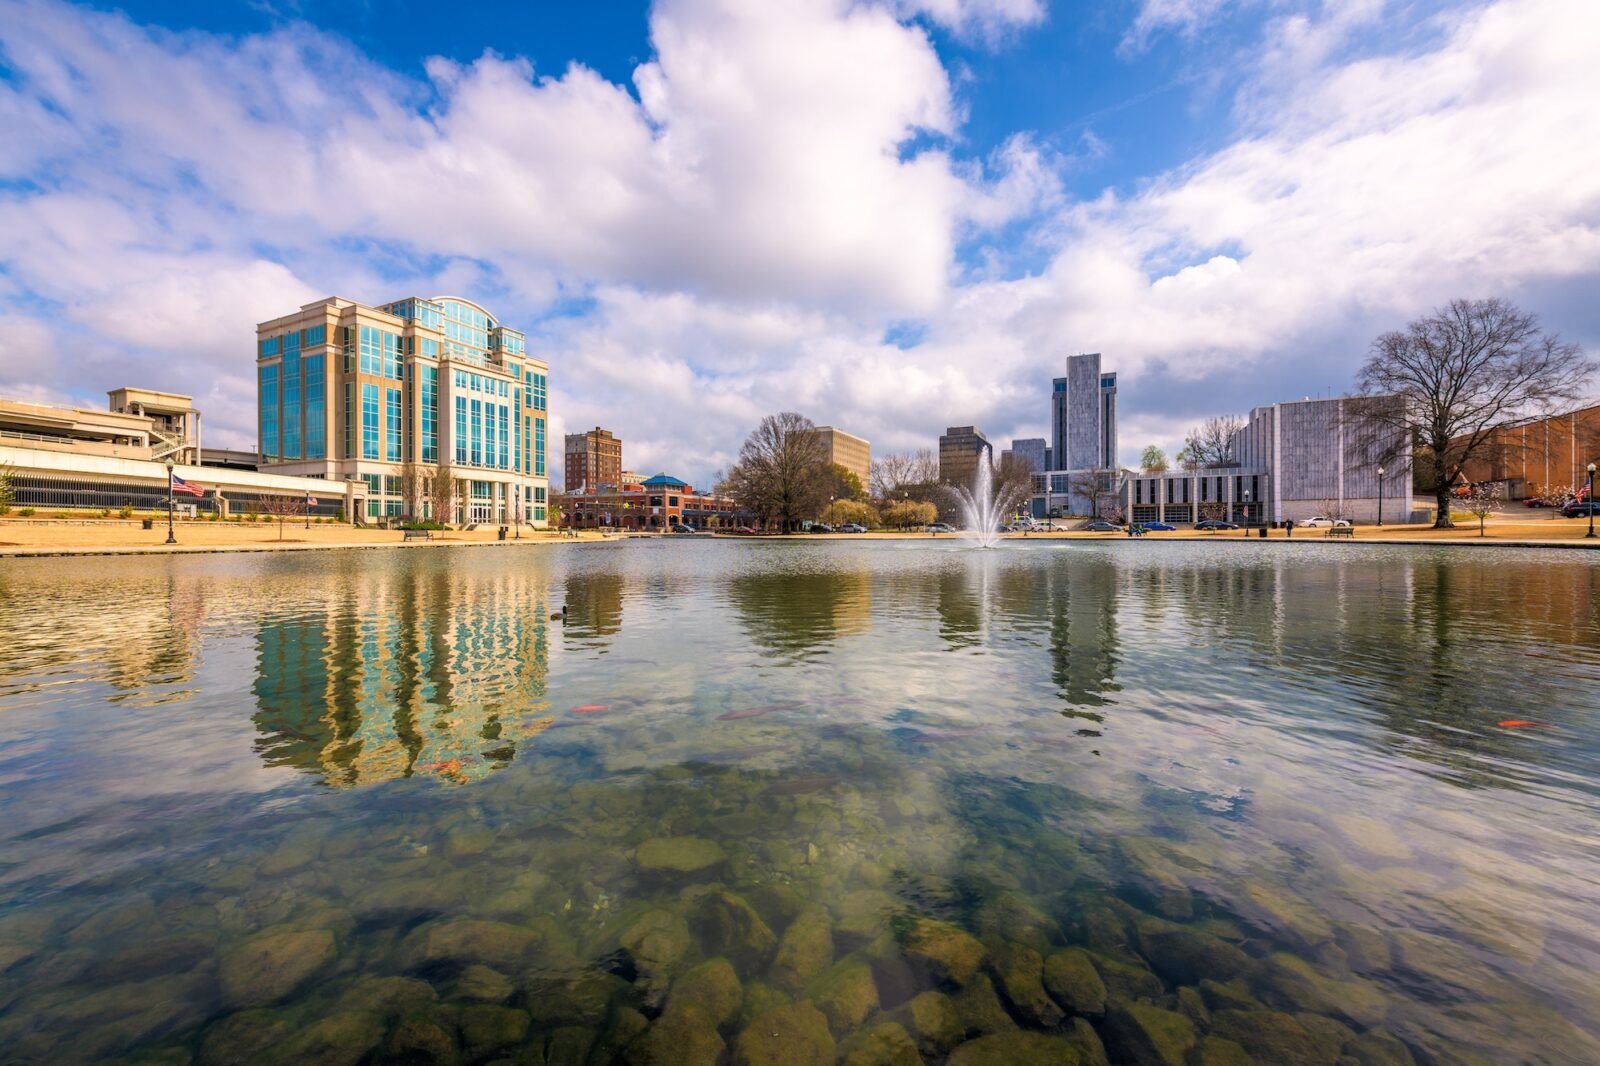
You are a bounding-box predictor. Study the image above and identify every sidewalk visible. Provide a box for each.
[0,520,609,558]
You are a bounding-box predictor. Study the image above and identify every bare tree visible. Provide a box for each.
[257,495,302,541]
[725,412,831,531]
[1353,298,1593,528]
[1183,416,1244,467]
[1197,500,1228,527]
[1461,482,1502,537]
[870,453,914,498]
[430,464,458,526]
[1069,467,1119,518]
[397,460,428,520]
[993,451,1037,515]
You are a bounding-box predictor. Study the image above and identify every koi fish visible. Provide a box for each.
[570,704,609,714]
[419,758,463,775]
[1497,719,1549,728]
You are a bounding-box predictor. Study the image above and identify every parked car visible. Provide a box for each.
[1523,496,1550,507]
[1195,519,1240,530]
[1141,521,1176,531]
[1561,500,1600,518]
[926,522,956,533]
[808,522,836,534]
[669,524,699,534]
[1082,520,1120,532]
[1299,517,1350,528]
[837,523,867,533]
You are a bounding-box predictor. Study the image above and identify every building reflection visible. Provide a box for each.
[560,569,627,649]
[1043,559,1121,711]
[723,566,871,660]
[252,565,553,787]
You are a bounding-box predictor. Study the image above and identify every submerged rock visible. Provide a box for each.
[219,928,336,1009]
[1197,978,1262,1014]
[450,963,514,1002]
[524,969,630,1030]
[1043,948,1107,1016]
[1103,1001,1197,1066]
[382,1013,461,1066]
[196,1010,293,1066]
[1066,1016,1110,1066]
[693,892,777,974]
[335,975,438,1016]
[1192,1035,1254,1066]
[401,919,542,972]
[890,990,962,1055]
[830,890,898,948]
[771,907,835,994]
[618,909,693,980]
[1255,951,1388,1027]
[950,974,1017,1037]
[266,1011,385,1066]
[670,958,744,1028]
[805,958,878,1036]
[901,917,985,987]
[947,1031,1084,1065]
[634,837,727,877]
[987,941,1063,1028]
[1344,1029,1418,1065]
[1088,952,1163,1002]
[837,1022,920,1066]
[1209,1008,1338,1065]
[974,893,1062,953]
[732,1001,836,1066]
[1134,916,1252,986]
[458,1005,530,1059]
[624,1003,725,1065]
[546,1025,596,1066]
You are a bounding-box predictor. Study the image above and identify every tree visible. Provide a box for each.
[1353,298,1593,528]
[1461,482,1503,537]
[1069,467,1119,518]
[993,452,1037,515]
[0,460,13,514]
[882,499,937,529]
[430,464,459,526]
[397,460,428,520]
[258,494,302,541]
[725,412,830,531]
[821,463,867,502]
[1198,500,1228,527]
[1175,447,1198,472]
[870,448,940,499]
[1183,416,1244,467]
[821,499,878,527]
[1140,445,1169,473]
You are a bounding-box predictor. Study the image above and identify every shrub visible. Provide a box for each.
[398,520,448,531]
[0,504,10,516]
[54,512,73,519]
[118,505,133,519]
[18,507,34,517]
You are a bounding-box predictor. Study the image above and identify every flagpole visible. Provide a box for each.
[305,496,311,530]
[165,461,177,544]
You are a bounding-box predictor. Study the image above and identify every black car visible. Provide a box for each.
[1561,500,1600,518]
[1195,519,1240,530]
[808,523,836,533]
[1082,520,1120,532]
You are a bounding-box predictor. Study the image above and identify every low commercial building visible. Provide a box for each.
[1115,395,1412,525]
[556,473,749,530]
[1456,401,1600,497]
[812,426,870,486]
[2,389,200,465]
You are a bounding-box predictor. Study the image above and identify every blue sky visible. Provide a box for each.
[3,0,1598,485]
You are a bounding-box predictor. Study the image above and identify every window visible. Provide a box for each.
[419,338,439,359]
[259,364,279,458]
[304,324,326,347]
[281,349,301,459]
[383,331,402,380]
[534,486,546,503]
[386,388,402,462]
[513,390,522,471]
[535,506,546,522]
[470,399,483,465]
[534,417,546,476]
[384,475,401,495]
[455,396,468,463]
[304,354,326,459]
[359,325,381,375]
[362,384,379,460]
[420,365,438,463]
[259,336,279,357]
[483,399,495,468]
[1050,473,1069,493]
[344,382,355,457]
[498,404,510,469]
[531,372,547,410]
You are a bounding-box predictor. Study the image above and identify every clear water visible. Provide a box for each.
[0,541,1596,1065]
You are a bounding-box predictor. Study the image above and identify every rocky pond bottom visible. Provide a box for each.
[0,541,1597,1064]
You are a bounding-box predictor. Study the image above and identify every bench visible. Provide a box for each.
[1325,525,1355,538]
[402,530,433,542]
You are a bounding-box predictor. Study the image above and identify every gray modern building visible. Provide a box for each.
[1052,353,1117,472]
[938,425,991,487]
[1006,438,1048,473]
[1119,395,1413,525]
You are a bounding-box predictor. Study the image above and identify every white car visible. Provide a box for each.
[1298,517,1350,528]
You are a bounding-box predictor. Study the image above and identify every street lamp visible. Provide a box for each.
[164,460,177,544]
[1587,462,1596,539]
[1377,465,1385,526]
[1242,488,1250,536]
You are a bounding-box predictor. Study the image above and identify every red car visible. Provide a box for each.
[1524,497,1548,507]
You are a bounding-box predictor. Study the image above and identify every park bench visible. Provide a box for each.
[1325,526,1355,538]
[402,530,433,542]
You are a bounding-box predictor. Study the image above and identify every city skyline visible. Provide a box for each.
[2,0,1597,489]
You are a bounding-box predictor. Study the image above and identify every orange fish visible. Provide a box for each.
[1497,720,1549,728]
[420,758,464,774]
[570,704,609,714]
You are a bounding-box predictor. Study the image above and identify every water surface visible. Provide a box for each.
[0,540,1597,1064]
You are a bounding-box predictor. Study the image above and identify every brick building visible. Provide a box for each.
[1456,402,1600,497]
[564,426,622,492]
[557,473,749,530]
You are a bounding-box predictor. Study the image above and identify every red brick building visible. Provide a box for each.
[1457,401,1600,497]
[556,473,749,530]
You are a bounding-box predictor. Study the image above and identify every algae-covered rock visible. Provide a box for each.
[1256,951,1388,1027]
[546,1025,595,1066]
[196,1010,292,1066]
[451,963,514,1002]
[1089,952,1163,1002]
[335,975,438,1016]
[267,1011,385,1066]
[624,1004,724,1065]
[401,919,542,972]
[1067,1016,1110,1066]
[1103,1001,1197,1066]
[804,958,878,1036]
[974,893,1061,953]
[988,941,1063,1027]
[1333,922,1394,974]
[1043,947,1107,1016]
[831,890,897,947]
[1134,917,1251,986]
[219,927,335,1008]
[670,958,744,1028]
[524,969,629,1030]
[1192,1035,1253,1065]
[590,1005,650,1065]
[1344,1029,1417,1065]
[771,907,834,994]
[1209,1009,1336,1065]
[732,1001,836,1066]
[382,1013,461,1066]
[693,891,777,973]
[1176,985,1209,1028]
[950,973,1017,1036]
[458,1005,530,1059]
[618,909,693,977]
[901,917,985,987]
[837,1022,920,1066]
[635,837,726,876]
[1198,978,1262,1013]
[1239,883,1334,948]
[947,1031,1083,1065]
[890,990,962,1054]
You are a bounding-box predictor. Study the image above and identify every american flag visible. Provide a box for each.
[170,473,206,498]
[304,495,317,506]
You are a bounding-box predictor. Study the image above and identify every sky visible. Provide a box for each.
[2,0,1598,488]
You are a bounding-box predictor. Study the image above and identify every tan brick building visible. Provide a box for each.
[812,425,870,485]
[564,427,622,492]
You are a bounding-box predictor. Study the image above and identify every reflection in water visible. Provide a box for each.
[0,542,1597,1064]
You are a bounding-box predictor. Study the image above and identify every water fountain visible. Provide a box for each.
[946,457,1027,549]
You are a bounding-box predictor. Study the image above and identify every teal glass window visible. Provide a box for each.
[534,417,546,476]
[259,336,279,357]
[482,399,494,468]
[281,349,301,458]
[304,354,326,459]
[470,399,482,466]
[455,396,468,463]
[362,384,379,460]
[531,373,547,410]
[421,365,438,463]
[386,387,402,461]
[359,326,381,375]
[304,324,326,347]
[259,364,279,458]
[383,331,402,380]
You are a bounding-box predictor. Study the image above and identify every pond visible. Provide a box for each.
[0,540,1596,1064]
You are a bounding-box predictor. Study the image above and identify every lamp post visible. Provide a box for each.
[1242,488,1250,536]
[304,495,311,531]
[1377,465,1385,527]
[164,460,177,544]
[1587,462,1596,539]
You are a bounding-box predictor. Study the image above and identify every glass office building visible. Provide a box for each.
[256,296,550,525]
